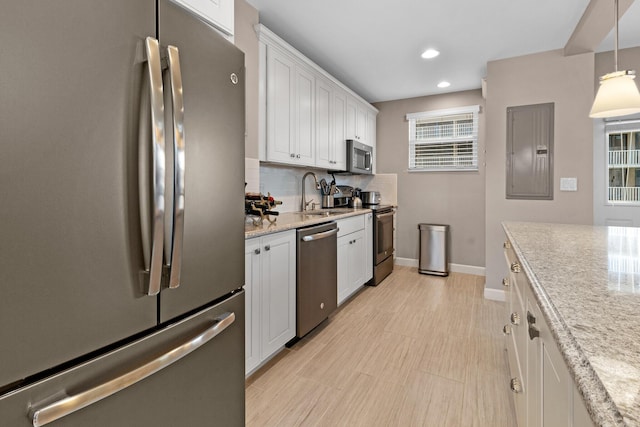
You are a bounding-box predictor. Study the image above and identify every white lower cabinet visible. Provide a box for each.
[503,238,595,427]
[245,230,296,375]
[337,215,368,305]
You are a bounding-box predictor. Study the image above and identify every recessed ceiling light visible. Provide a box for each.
[437,81,451,88]
[421,49,440,59]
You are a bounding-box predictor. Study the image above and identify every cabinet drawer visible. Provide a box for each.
[337,215,365,237]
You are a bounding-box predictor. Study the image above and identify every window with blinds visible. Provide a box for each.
[406,105,480,171]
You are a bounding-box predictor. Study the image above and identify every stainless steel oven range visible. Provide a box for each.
[366,204,395,286]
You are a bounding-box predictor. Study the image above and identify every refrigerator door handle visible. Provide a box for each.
[142,37,166,296]
[166,45,186,290]
[29,312,236,427]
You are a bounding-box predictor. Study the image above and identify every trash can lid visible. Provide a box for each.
[418,223,449,231]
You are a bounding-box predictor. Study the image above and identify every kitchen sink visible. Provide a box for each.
[295,208,353,217]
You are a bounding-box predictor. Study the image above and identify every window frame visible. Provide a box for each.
[406,105,480,172]
[605,119,640,206]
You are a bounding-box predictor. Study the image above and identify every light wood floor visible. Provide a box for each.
[245,265,517,427]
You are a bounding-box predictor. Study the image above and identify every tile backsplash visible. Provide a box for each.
[245,158,398,212]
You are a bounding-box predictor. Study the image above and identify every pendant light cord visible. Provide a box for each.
[615,0,619,72]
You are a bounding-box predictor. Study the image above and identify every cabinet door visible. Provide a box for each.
[315,77,333,169]
[295,66,315,164]
[260,231,296,358]
[348,230,366,294]
[333,90,347,170]
[356,103,367,143]
[171,0,234,35]
[542,341,571,427]
[244,238,261,374]
[527,300,542,427]
[266,47,296,164]
[364,213,373,281]
[337,235,351,305]
[346,96,358,141]
[367,110,377,172]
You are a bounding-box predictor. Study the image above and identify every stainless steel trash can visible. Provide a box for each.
[418,224,449,276]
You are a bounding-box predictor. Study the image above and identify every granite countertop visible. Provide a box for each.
[245,208,372,239]
[503,221,640,427]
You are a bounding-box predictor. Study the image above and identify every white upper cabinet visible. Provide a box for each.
[256,24,377,170]
[332,89,347,171]
[265,46,315,166]
[315,77,333,169]
[346,96,373,145]
[171,0,234,36]
[295,66,315,165]
[266,47,296,164]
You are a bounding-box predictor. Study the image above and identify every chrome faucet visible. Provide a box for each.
[301,171,321,211]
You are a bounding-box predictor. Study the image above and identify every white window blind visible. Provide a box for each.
[406,105,480,171]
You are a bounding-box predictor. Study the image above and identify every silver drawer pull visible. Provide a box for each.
[30,312,235,427]
[503,241,511,249]
[510,262,521,273]
[502,277,510,287]
[510,377,522,393]
[503,325,512,335]
[510,312,521,326]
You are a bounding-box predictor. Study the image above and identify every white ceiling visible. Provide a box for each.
[246,0,640,103]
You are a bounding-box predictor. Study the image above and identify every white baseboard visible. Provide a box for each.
[394,258,485,276]
[395,257,419,267]
[484,288,506,302]
[450,263,485,276]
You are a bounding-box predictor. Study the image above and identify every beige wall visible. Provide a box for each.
[234,0,260,159]
[374,90,486,267]
[484,49,595,292]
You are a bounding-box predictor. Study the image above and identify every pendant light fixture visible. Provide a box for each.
[589,0,640,118]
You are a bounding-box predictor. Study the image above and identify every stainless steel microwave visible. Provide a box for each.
[346,140,373,174]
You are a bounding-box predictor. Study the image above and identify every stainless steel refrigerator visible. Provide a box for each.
[0,1,246,425]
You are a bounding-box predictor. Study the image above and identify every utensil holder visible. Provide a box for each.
[321,195,334,208]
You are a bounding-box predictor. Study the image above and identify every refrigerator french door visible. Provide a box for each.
[0,0,245,425]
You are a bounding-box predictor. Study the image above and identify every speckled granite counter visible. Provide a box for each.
[503,222,640,427]
[245,208,371,239]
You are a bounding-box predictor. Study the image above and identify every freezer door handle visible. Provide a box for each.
[142,36,166,296]
[166,45,186,290]
[29,312,236,427]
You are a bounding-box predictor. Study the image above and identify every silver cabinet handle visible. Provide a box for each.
[167,45,186,290]
[510,312,520,325]
[143,37,166,296]
[502,277,510,287]
[30,312,235,427]
[510,262,521,273]
[290,153,295,158]
[254,248,260,255]
[510,377,522,393]
[503,325,512,335]
[296,154,301,159]
[503,241,511,249]
[301,228,339,242]
[264,245,270,251]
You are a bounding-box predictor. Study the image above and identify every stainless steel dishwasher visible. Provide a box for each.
[295,221,338,339]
